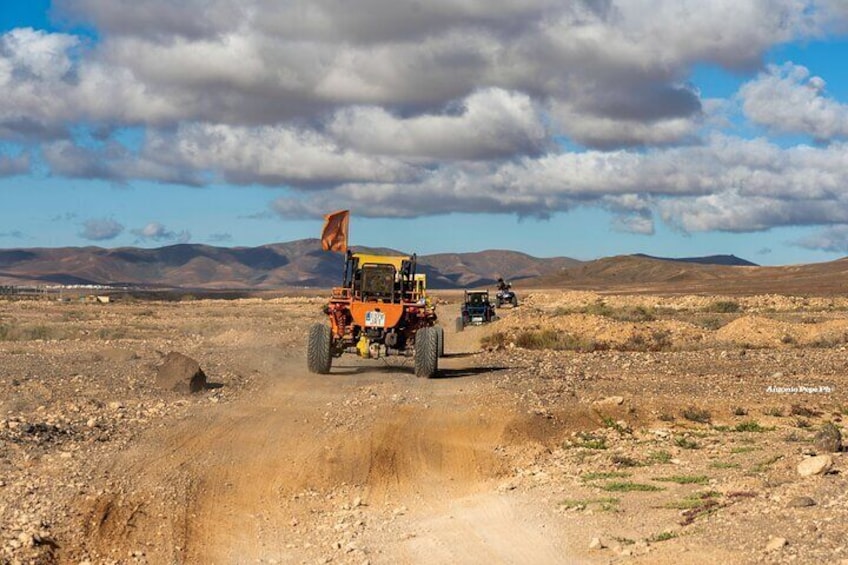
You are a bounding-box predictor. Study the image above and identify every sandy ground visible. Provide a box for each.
[2,292,848,564]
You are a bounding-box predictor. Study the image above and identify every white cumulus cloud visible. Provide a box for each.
[131,222,191,243]
[80,218,124,241]
[740,63,848,139]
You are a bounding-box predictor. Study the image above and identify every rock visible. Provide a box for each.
[813,422,842,453]
[589,537,605,550]
[797,455,833,477]
[18,532,34,548]
[787,496,816,508]
[765,537,787,551]
[156,352,207,394]
[594,396,624,406]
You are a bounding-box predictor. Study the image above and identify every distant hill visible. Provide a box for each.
[417,250,581,288]
[531,254,848,295]
[0,239,578,290]
[632,253,758,267]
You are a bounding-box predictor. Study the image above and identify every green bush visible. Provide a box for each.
[682,407,712,424]
[703,300,742,313]
[515,330,606,352]
[480,331,508,349]
[0,323,62,341]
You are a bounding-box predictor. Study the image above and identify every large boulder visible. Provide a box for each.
[813,422,842,453]
[797,455,833,477]
[156,352,207,394]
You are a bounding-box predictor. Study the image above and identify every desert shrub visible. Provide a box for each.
[552,306,578,316]
[515,330,606,352]
[750,454,782,473]
[25,325,52,340]
[581,471,631,481]
[734,421,772,432]
[682,407,712,424]
[665,491,721,510]
[810,333,848,348]
[790,404,818,417]
[703,300,742,313]
[653,475,710,485]
[583,301,614,317]
[648,532,677,543]
[694,316,727,330]
[611,306,656,323]
[614,329,672,352]
[647,450,672,464]
[0,323,64,341]
[560,497,619,511]
[600,481,664,492]
[710,461,740,469]
[480,331,508,349]
[61,310,92,322]
[581,302,656,322]
[515,330,560,349]
[599,416,630,434]
[611,454,641,467]
[572,432,608,450]
[98,327,131,340]
[674,435,700,449]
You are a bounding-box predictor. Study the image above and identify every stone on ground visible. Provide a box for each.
[156,352,207,393]
[796,455,833,477]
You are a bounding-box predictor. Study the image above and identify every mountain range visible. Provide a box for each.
[0,239,578,290]
[2,239,848,295]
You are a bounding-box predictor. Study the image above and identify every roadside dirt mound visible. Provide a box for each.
[715,315,848,347]
[311,405,511,498]
[493,310,707,351]
[715,316,794,347]
[797,319,848,346]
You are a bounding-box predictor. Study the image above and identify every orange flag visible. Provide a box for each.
[320,210,350,252]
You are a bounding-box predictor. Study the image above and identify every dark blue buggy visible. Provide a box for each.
[456,290,497,331]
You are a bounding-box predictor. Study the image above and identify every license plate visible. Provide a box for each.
[365,311,386,327]
[472,317,483,323]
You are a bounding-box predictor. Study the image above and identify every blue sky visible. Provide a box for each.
[3,2,848,264]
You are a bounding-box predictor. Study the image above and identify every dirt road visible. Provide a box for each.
[74,321,585,564]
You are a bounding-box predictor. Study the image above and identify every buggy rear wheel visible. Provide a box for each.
[307,323,332,374]
[435,326,445,357]
[414,327,438,378]
[511,295,519,307]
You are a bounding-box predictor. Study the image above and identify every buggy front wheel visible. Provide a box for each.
[307,323,332,374]
[414,327,438,378]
